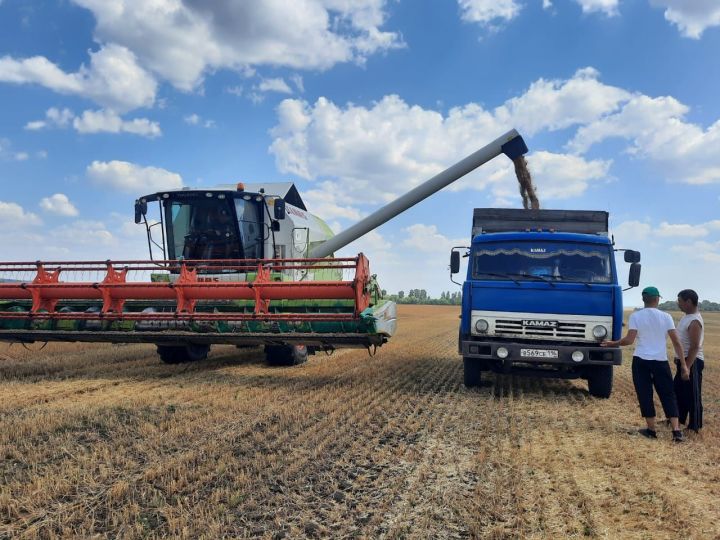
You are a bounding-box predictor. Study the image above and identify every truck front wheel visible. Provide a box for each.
[587,365,613,398]
[463,357,483,387]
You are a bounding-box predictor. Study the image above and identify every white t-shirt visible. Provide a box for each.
[628,308,676,361]
[677,312,704,360]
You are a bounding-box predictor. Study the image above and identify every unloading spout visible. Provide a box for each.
[310,129,528,258]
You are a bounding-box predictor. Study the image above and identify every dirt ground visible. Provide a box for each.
[0,305,718,539]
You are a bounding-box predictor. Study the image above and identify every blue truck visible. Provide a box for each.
[451,208,641,398]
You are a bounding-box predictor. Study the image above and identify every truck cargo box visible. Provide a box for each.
[472,208,608,238]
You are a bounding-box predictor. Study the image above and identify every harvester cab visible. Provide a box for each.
[0,129,527,368]
[134,183,316,264]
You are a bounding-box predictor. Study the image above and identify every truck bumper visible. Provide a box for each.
[461,340,622,367]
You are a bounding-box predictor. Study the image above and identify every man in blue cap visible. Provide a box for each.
[602,286,687,442]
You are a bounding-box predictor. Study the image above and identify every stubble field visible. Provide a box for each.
[0,305,718,539]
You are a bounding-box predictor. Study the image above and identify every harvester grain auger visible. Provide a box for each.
[0,129,527,365]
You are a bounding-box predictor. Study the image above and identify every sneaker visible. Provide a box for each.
[638,428,657,439]
[672,430,685,443]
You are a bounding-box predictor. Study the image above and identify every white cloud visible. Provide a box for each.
[184,113,201,125]
[39,193,79,217]
[226,85,244,97]
[290,74,305,93]
[270,69,625,205]
[458,0,521,26]
[258,77,293,94]
[0,138,33,162]
[184,113,215,128]
[611,220,652,243]
[70,0,402,92]
[73,109,161,137]
[302,184,363,221]
[0,201,42,226]
[25,107,160,137]
[0,44,156,112]
[569,94,720,184]
[649,0,720,38]
[50,220,114,247]
[485,151,611,202]
[269,67,720,220]
[25,107,74,130]
[574,0,619,16]
[403,224,465,253]
[543,0,553,9]
[86,160,183,193]
[656,222,709,238]
[495,67,629,136]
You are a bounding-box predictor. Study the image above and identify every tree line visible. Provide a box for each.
[382,290,462,305]
[658,299,720,312]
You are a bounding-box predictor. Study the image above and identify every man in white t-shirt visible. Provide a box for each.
[674,289,704,432]
[602,286,687,442]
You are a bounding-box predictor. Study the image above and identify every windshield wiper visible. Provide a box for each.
[475,272,521,285]
[507,273,556,287]
[549,274,593,288]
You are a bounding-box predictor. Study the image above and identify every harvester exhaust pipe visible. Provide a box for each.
[310,129,528,258]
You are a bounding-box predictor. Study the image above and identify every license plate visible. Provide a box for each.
[520,348,559,358]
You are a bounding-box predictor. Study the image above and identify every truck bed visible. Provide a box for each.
[472,208,608,237]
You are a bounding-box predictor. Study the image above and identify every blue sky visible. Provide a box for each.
[1,0,720,305]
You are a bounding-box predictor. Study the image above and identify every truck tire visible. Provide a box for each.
[463,356,482,387]
[587,365,613,398]
[157,344,210,364]
[265,344,308,366]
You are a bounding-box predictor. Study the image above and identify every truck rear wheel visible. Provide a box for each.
[463,357,482,387]
[265,345,308,366]
[587,365,613,398]
[157,344,210,364]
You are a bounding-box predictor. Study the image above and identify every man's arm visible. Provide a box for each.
[668,329,690,380]
[601,329,637,347]
[684,320,702,369]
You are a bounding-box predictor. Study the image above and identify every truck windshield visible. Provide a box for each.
[472,241,613,284]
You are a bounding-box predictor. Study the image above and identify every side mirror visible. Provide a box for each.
[629,263,641,287]
[134,199,147,224]
[274,198,286,220]
[450,251,460,274]
[624,250,641,263]
[271,220,281,232]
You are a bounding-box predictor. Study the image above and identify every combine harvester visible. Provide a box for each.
[0,130,528,365]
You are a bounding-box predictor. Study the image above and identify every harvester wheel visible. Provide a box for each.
[157,344,210,364]
[587,365,613,398]
[265,345,308,366]
[463,357,482,387]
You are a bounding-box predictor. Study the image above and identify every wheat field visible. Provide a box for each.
[0,305,718,539]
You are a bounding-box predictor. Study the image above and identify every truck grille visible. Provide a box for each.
[494,319,586,339]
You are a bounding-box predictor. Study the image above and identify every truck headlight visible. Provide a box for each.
[592,325,608,339]
[496,347,509,359]
[571,351,584,362]
[475,319,489,333]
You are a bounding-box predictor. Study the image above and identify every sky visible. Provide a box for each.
[1,0,720,306]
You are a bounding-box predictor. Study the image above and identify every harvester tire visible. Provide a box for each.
[587,365,613,398]
[157,344,210,364]
[265,345,308,366]
[463,357,482,387]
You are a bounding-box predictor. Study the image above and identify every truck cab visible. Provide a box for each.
[451,209,641,398]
